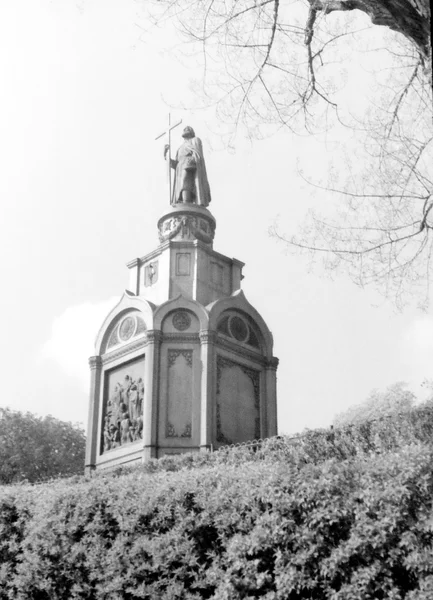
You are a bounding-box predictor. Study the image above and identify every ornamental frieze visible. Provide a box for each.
[158,215,215,244]
[162,333,200,343]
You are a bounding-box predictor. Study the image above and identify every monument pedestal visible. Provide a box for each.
[85,134,278,472]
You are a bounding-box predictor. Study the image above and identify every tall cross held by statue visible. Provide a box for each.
[155,113,182,203]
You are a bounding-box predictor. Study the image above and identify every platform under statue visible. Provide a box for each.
[85,124,278,472]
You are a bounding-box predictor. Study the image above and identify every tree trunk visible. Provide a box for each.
[312,0,431,82]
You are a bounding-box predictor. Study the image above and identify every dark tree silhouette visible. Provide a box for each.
[0,408,85,484]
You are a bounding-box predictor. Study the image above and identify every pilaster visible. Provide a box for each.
[127,258,141,295]
[199,330,217,451]
[85,356,102,474]
[142,330,163,460]
[264,357,279,437]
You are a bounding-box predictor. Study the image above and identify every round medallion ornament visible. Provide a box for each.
[229,315,249,342]
[172,311,191,331]
[119,316,136,341]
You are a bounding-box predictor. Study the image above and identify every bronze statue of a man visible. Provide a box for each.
[164,126,211,207]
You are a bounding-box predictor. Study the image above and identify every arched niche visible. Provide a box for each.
[216,309,262,351]
[94,293,155,356]
[104,311,147,353]
[153,294,209,332]
[207,290,274,358]
[161,308,200,334]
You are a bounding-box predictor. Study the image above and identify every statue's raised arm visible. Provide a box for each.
[165,126,211,207]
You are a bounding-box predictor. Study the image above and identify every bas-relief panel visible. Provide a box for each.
[216,356,260,444]
[101,357,145,454]
[165,349,193,438]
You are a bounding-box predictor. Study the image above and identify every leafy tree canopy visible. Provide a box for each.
[0,408,85,484]
[333,381,417,426]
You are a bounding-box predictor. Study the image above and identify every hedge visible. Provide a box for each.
[1,430,433,598]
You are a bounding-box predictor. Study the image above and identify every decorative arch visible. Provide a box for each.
[95,292,156,355]
[207,290,274,358]
[153,294,209,332]
[216,310,261,349]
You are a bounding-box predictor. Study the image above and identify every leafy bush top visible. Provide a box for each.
[1,407,433,599]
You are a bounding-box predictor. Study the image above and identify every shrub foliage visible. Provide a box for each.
[1,407,433,599]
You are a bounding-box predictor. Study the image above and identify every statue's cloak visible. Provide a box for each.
[172,136,211,207]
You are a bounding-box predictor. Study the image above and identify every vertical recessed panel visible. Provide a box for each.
[166,349,193,438]
[211,262,223,286]
[176,253,191,276]
[216,356,260,444]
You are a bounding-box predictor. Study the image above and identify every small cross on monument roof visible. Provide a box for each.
[155,113,182,204]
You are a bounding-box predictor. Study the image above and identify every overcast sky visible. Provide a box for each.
[1,0,432,435]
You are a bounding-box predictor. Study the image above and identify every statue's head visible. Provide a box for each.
[182,126,195,139]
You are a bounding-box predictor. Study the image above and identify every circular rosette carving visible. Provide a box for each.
[172,311,192,331]
[118,316,136,341]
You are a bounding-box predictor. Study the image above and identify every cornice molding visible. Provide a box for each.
[89,356,102,370]
[102,338,147,365]
[126,257,141,269]
[162,333,200,343]
[266,356,279,370]
[147,330,163,344]
[216,335,267,366]
[199,330,217,344]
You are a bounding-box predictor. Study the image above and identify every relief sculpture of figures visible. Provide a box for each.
[164,126,211,207]
[102,372,145,452]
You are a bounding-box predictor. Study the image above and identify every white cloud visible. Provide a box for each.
[40,297,120,390]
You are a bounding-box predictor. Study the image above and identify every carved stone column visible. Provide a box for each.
[85,356,102,474]
[142,330,162,460]
[199,330,216,451]
[265,357,279,437]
